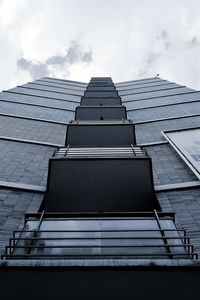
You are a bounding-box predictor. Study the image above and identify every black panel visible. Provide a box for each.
[91,77,112,81]
[87,86,116,91]
[81,97,121,106]
[75,106,127,120]
[1,268,200,300]
[88,82,114,87]
[84,91,118,97]
[45,158,157,212]
[66,123,136,145]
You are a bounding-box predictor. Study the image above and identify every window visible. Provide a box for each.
[162,128,200,179]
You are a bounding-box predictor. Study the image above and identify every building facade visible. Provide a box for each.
[0,76,200,299]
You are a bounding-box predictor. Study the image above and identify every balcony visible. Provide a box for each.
[84,90,119,97]
[86,86,116,91]
[87,82,114,87]
[44,146,158,212]
[81,97,122,106]
[75,106,127,120]
[2,211,197,260]
[90,77,112,82]
[65,120,136,146]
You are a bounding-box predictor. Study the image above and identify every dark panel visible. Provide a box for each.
[87,86,116,91]
[45,158,156,212]
[91,77,112,81]
[84,91,118,97]
[66,123,136,145]
[0,268,199,300]
[75,106,127,120]
[88,82,114,87]
[81,97,121,106]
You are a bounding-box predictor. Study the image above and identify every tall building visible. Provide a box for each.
[0,76,200,299]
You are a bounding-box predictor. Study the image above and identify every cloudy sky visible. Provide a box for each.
[0,0,200,90]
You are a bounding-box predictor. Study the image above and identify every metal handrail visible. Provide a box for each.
[2,228,197,260]
[2,212,197,260]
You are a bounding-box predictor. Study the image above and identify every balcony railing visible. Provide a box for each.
[53,145,147,159]
[2,211,198,260]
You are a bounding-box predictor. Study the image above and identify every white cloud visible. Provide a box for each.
[0,0,200,90]
[17,41,93,80]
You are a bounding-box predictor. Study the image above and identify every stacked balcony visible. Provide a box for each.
[67,77,134,146]
[45,77,157,212]
[2,77,197,261]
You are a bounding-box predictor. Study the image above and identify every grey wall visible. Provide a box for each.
[118,77,200,256]
[0,77,83,255]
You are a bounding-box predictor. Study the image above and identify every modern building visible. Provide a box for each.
[0,75,200,299]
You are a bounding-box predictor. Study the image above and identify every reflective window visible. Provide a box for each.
[163,128,200,179]
[7,87,81,102]
[118,84,181,96]
[23,83,84,96]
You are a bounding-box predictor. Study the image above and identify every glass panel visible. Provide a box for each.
[164,128,200,179]
[0,91,78,110]
[0,115,66,144]
[0,100,75,122]
[127,102,200,123]
[23,83,84,96]
[7,87,81,102]
[124,91,200,110]
[116,80,170,91]
[115,78,162,87]
[118,84,181,96]
[35,79,86,91]
[42,78,87,88]
[121,87,193,102]
[11,217,188,258]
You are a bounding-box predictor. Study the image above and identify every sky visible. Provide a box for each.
[0,0,200,90]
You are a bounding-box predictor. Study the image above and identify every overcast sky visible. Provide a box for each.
[0,0,200,90]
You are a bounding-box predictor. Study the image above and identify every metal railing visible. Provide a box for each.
[70,119,132,124]
[1,211,198,260]
[53,145,147,158]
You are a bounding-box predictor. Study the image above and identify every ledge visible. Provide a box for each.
[0,180,46,193]
[155,181,200,192]
[0,259,199,269]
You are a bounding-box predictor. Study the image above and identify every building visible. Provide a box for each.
[0,75,200,299]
